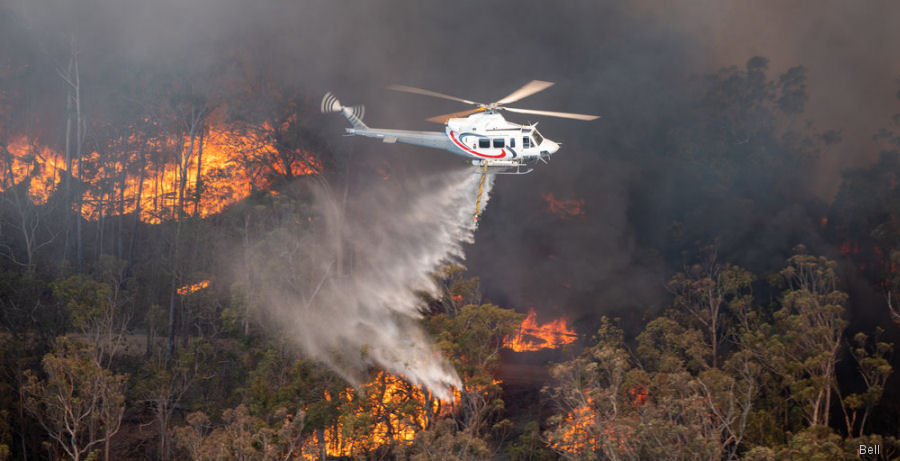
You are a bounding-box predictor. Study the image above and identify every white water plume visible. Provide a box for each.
[243,167,494,401]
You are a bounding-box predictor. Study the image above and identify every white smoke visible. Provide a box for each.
[243,167,494,401]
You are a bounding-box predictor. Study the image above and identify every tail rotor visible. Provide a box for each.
[321,92,367,130]
[320,91,341,113]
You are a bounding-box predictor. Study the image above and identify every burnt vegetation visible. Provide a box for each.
[2,2,900,461]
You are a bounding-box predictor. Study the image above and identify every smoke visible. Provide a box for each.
[241,167,494,401]
[6,0,899,353]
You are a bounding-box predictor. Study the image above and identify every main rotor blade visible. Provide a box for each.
[494,80,555,105]
[388,85,480,105]
[426,108,485,124]
[504,107,600,121]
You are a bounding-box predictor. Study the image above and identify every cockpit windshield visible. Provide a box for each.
[532,130,544,146]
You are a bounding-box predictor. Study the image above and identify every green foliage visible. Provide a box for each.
[776,426,847,461]
[506,421,557,461]
[425,264,483,313]
[842,328,893,437]
[23,338,128,461]
[428,303,522,440]
[52,275,115,332]
[429,303,523,383]
[844,434,900,461]
[544,249,894,461]
[400,418,491,461]
[172,405,306,461]
[636,316,707,373]
[767,249,848,427]
[740,446,775,461]
[545,315,730,460]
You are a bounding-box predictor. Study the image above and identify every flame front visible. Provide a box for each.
[299,372,457,459]
[505,310,577,352]
[177,280,210,296]
[1,124,320,224]
[553,397,599,454]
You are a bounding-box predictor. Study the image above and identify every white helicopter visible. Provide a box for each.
[321,80,599,174]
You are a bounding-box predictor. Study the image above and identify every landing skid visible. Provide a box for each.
[471,165,534,175]
[492,166,534,175]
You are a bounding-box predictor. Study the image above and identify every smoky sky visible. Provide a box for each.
[4,0,899,332]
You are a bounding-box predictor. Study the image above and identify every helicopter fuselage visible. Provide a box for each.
[444,112,559,165]
[341,110,559,172]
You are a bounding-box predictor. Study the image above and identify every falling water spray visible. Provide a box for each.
[241,167,495,401]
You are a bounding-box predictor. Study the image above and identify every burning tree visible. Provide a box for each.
[544,247,898,460]
[544,314,752,460]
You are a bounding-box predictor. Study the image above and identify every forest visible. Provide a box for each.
[2,2,900,460]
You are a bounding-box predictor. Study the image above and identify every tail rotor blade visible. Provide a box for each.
[321,92,343,113]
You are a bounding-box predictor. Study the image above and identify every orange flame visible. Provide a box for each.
[553,396,636,456]
[300,372,456,459]
[554,398,599,454]
[627,385,648,407]
[505,310,577,352]
[1,126,320,224]
[543,193,585,220]
[3,137,69,204]
[177,280,210,295]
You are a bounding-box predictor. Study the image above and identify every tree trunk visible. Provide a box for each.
[73,53,84,272]
[127,145,147,266]
[166,278,177,363]
[316,428,326,461]
[193,126,204,217]
[63,71,73,265]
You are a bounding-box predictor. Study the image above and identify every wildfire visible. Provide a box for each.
[177,280,210,295]
[543,192,585,220]
[553,393,638,457]
[3,136,68,205]
[0,125,320,224]
[300,372,455,459]
[553,398,599,455]
[505,310,577,352]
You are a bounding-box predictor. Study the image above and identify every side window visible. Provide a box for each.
[493,138,505,148]
[523,137,531,148]
[478,138,490,148]
[510,138,516,148]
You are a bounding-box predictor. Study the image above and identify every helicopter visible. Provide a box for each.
[321,80,599,175]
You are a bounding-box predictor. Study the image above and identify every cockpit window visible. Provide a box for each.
[532,130,544,146]
[478,138,490,148]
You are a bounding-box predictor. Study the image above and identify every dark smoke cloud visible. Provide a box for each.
[629,0,900,198]
[4,0,898,336]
